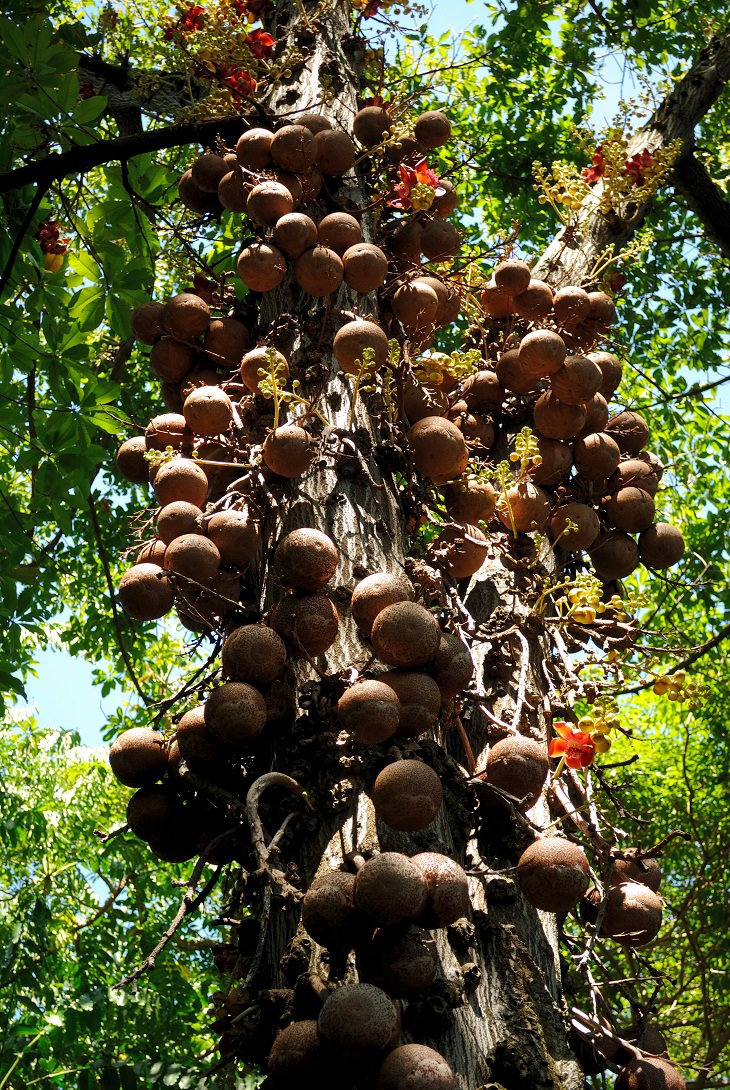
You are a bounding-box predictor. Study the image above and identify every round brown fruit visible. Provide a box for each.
[246,180,294,226]
[203,317,250,365]
[149,338,196,383]
[376,1044,455,1090]
[378,670,442,738]
[420,217,460,262]
[354,852,428,926]
[270,124,316,173]
[392,279,439,334]
[138,538,167,565]
[131,301,164,344]
[529,437,573,486]
[462,370,505,412]
[610,856,661,891]
[236,241,287,293]
[153,457,209,508]
[294,245,344,296]
[182,386,232,437]
[115,436,149,484]
[221,625,287,686]
[274,527,338,592]
[553,285,591,327]
[126,783,184,842]
[407,416,468,483]
[533,390,587,440]
[370,600,441,668]
[358,923,437,998]
[156,501,203,544]
[595,881,663,946]
[573,432,622,479]
[485,736,549,810]
[337,678,401,745]
[317,212,361,254]
[517,838,590,912]
[550,354,603,405]
[267,1020,325,1086]
[433,178,459,216]
[178,169,221,213]
[353,105,392,147]
[431,632,474,697]
[496,480,550,533]
[162,292,210,340]
[550,502,600,551]
[301,871,368,948]
[602,487,655,533]
[109,727,167,787]
[217,168,249,212]
[480,279,515,318]
[580,392,609,435]
[607,458,659,496]
[269,593,339,657]
[519,329,567,377]
[372,760,443,831]
[589,531,640,580]
[240,345,288,394]
[118,563,174,620]
[262,425,316,477]
[145,413,189,452]
[412,852,470,927]
[272,212,318,259]
[317,983,400,1059]
[351,571,413,636]
[615,1057,686,1090]
[605,411,650,454]
[333,318,389,376]
[163,534,220,586]
[587,350,623,399]
[443,478,496,524]
[191,153,229,193]
[586,290,617,331]
[638,523,685,569]
[513,278,553,321]
[313,128,356,175]
[235,127,274,170]
[414,109,451,148]
[342,242,389,293]
[204,682,267,748]
[495,348,540,394]
[435,523,488,579]
[207,509,260,566]
[494,258,531,296]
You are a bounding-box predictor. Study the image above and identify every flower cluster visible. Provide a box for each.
[34,221,70,272]
[390,158,445,212]
[582,142,655,187]
[159,1,276,107]
[509,426,543,475]
[653,670,698,703]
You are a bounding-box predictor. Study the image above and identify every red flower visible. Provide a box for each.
[180,4,206,32]
[245,28,275,58]
[548,722,596,769]
[34,221,69,256]
[79,81,96,100]
[389,157,445,211]
[219,64,257,99]
[624,149,653,186]
[246,0,273,15]
[582,145,606,184]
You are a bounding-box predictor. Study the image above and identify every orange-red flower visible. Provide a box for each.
[624,149,653,186]
[219,64,257,99]
[582,145,606,185]
[389,157,445,211]
[245,28,275,58]
[548,721,596,769]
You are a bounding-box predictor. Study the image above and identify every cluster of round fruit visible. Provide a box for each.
[394,256,685,587]
[264,848,469,1088]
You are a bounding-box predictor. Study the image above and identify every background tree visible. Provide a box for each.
[1,0,729,1088]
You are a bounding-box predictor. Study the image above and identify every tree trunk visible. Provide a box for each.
[218,4,584,1088]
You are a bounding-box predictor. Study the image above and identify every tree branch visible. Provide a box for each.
[0,115,253,197]
[671,151,730,261]
[533,24,730,285]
